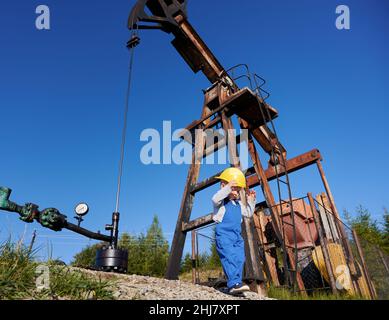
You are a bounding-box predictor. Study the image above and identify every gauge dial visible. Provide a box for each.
[75,203,89,216]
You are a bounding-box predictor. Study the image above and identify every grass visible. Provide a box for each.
[0,239,115,300]
[266,285,365,300]
[180,268,365,300]
[0,239,37,299]
[180,268,223,284]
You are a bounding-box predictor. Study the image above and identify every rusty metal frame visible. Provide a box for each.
[165,103,210,280]
[128,0,372,297]
[315,159,363,296]
[308,193,338,295]
[184,150,322,231]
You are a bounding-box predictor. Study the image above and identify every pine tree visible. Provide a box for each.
[118,232,132,248]
[351,205,382,246]
[118,232,145,275]
[71,215,169,277]
[339,206,389,298]
[143,215,170,277]
[198,251,210,269]
[180,253,193,274]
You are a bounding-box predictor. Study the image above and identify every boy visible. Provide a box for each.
[212,167,256,294]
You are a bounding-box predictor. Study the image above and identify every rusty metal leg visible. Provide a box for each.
[352,229,377,299]
[165,106,209,280]
[191,230,197,284]
[241,216,267,295]
[378,248,389,277]
[245,131,306,293]
[165,155,201,279]
[195,230,200,283]
[254,211,280,286]
[316,160,361,294]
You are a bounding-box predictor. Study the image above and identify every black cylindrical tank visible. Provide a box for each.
[96,247,128,273]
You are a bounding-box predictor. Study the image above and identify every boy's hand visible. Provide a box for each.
[227,180,238,188]
[247,189,256,202]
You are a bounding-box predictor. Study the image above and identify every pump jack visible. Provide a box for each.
[127,0,361,295]
[0,0,365,296]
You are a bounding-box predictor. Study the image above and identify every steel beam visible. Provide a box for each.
[182,214,214,232]
[165,105,210,280]
[191,149,321,194]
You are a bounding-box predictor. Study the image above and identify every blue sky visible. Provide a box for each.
[0,0,388,263]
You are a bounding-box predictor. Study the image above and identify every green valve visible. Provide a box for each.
[0,187,12,210]
[0,186,66,231]
[20,203,39,223]
[39,208,67,231]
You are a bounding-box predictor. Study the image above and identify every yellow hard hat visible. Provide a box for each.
[216,167,246,188]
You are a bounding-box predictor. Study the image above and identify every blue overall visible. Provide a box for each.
[215,199,245,289]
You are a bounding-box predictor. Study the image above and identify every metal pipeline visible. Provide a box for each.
[65,222,111,243]
[0,186,112,242]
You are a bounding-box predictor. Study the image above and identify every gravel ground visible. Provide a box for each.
[73,268,273,300]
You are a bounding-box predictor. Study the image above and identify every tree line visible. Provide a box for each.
[345,206,389,254]
[71,215,221,277]
[72,207,389,282]
[344,206,389,299]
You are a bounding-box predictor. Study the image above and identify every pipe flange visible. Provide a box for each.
[19,203,39,223]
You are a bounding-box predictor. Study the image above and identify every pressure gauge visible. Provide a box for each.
[75,203,89,216]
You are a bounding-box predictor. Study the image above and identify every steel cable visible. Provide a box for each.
[114,33,138,214]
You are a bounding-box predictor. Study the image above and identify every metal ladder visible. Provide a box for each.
[227,64,301,290]
[253,73,300,290]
